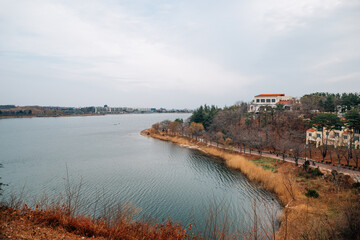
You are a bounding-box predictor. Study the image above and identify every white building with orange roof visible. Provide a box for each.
[248,93,296,112]
[306,127,360,149]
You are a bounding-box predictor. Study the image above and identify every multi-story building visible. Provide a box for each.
[94,106,111,114]
[248,93,295,112]
[306,127,360,149]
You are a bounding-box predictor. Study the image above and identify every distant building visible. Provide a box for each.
[94,106,111,114]
[248,93,296,112]
[306,127,360,149]
[135,108,152,113]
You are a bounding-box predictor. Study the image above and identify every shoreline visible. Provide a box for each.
[141,128,360,239]
[141,129,298,205]
[141,129,296,239]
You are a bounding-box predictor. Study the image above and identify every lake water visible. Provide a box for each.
[0,114,281,235]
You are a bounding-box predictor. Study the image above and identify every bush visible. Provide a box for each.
[311,168,323,177]
[305,189,319,198]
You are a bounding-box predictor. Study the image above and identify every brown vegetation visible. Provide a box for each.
[0,206,105,240]
[0,204,193,240]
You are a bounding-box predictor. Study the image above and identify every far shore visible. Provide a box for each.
[0,113,102,119]
[0,112,189,120]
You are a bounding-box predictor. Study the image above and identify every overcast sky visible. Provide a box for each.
[0,0,359,109]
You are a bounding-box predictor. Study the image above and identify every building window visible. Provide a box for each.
[272,99,275,102]
[355,136,359,141]
[266,99,270,103]
[344,136,348,140]
[326,132,329,136]
[261,99,265,103]
[335,133,339,137]
[317,134,321,138]
[256,99,259,103]
[308,133,312,136]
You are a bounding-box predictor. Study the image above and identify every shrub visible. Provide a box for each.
[310,168,323,177]
[305,189,319,198]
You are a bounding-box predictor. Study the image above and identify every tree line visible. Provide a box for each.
[151,92,360,168]
[301,92,360,113]
[0,109,32,116]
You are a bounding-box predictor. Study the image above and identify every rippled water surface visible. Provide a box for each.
[0,114,280,234]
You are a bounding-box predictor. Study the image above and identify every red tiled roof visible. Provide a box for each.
[343,131,351,134]
[307,128,316,132]
[276,100,292,105]
[255,93,285,97]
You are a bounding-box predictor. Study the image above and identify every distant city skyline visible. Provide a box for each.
[1,0,359,109]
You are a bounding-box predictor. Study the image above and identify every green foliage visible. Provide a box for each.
[174,118,183,123]
[261,164,275,172]
[275,104,284,112]
[301,92,360,113]
[323,95,335,112]
[190,105,219,130]
[341,93,360,111]
[298,167,323,179]
[344,109,360,132]
[250,158,278,172]
[305,189,319,198]
[310,167,324,177]
[311,113,343,130]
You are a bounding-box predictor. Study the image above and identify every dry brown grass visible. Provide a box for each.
[1,204,195,240]
[201,148,303,206]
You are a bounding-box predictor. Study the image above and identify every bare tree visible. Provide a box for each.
[288,141,304,166]
[334,146,346,165]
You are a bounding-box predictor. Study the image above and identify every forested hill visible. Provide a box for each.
[151,92,360,167]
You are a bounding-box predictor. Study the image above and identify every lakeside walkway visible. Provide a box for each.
[195,138,360,182]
